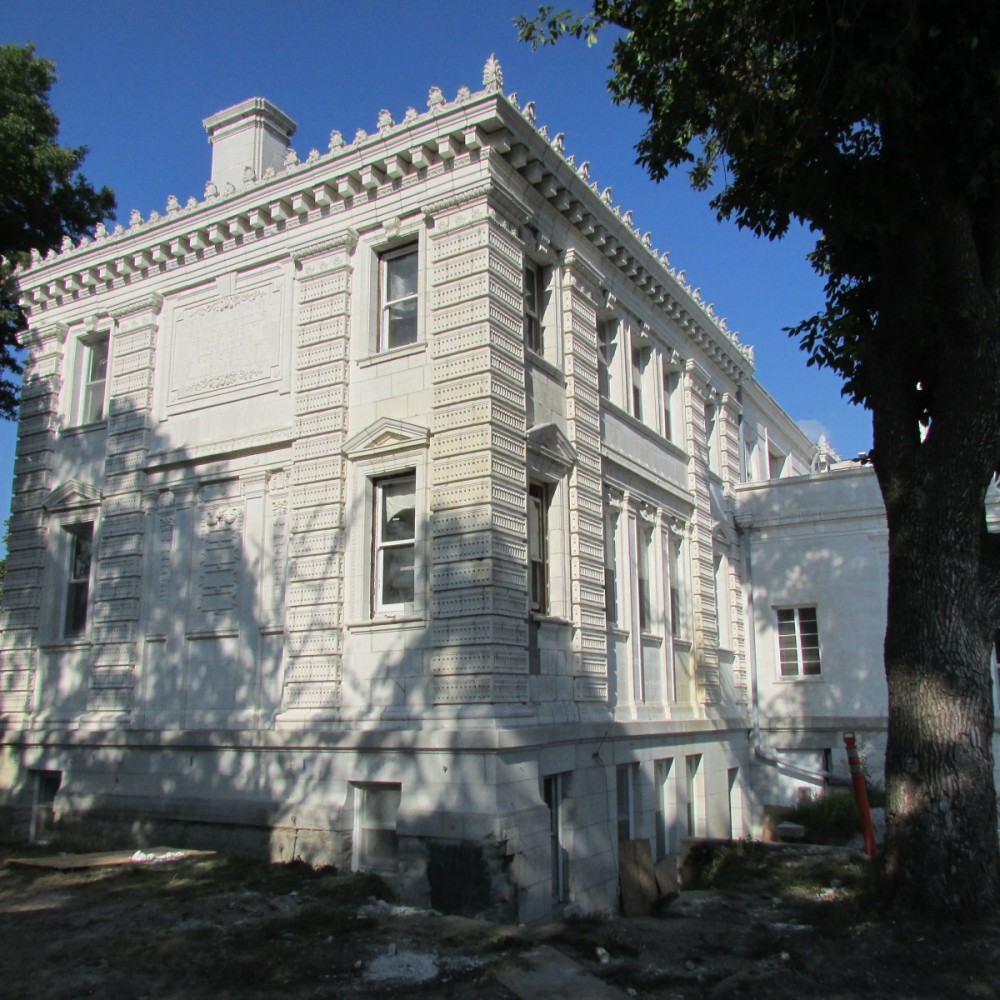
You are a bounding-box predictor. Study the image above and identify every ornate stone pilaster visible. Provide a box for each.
[427,192,530,705]
[561,250,608,703]
[277,231,355,721]
[86,293,163,720]
[0,321,67,720]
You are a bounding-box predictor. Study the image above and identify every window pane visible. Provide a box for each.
[386,250,417,300]
[384,299,418,349]
[381,479,415,541]
[88,339,109,382]
[381,546,414,605]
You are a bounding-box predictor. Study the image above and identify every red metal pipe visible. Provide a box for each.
[843,732,877,857]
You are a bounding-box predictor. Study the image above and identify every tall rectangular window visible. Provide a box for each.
[598,319,616,399]
[528,482,549,613]
[705,402,719,473]
[669,534,684,639]
[616,763,638,844]
[80,335,109,424]
[524,262,544,354]
[603,508,618,627]
[64,522,94,637]
[654,758,675,858]
[685,754,703,837]
[636,520,652,632]
[631,346,648,421]
[379,245,418,351]
[543,774,569,902]
[353,782,401,872]
[776,606,821,677]
[714,551,732,650]
[373,474,415,612]
[663,366,681,444]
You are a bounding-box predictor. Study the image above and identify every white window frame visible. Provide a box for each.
[343,418,430,626]
[68,329,111,427]
[377,242,420,353]
[352,781,402,873]
[776,605,822,678]
[528,481,550,614]
[372,473,416,614]
[63,521,95,638]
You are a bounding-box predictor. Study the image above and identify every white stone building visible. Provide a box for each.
[0,60,824,919]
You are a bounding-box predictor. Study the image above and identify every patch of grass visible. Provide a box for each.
[684,839,771,890]
[785,790,877,844]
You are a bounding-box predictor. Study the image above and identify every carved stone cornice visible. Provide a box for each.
[111,293,164,321]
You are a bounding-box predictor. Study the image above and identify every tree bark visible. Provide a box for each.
[879,471,1000,916]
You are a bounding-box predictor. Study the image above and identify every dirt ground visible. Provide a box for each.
[2,841,999,1000]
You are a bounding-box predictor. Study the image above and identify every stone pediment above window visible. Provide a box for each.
[43,480,102,513]
[343,417,430,460]
[527,422,577,481]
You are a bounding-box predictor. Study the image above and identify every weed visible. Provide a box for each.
[684,839,770,889]
[785,791,866,844]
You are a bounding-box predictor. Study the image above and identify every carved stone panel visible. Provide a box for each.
[166,266,290,414]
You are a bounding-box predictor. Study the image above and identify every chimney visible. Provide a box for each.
[203,98,297,191]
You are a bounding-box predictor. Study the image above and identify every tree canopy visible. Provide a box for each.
[0,43,115,419]
[520,1,1000,917]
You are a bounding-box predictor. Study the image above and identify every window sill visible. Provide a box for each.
[526,351,566,384]
[358,341,425,368]
[530,612,572,627]
[639,632,664,645]
[601,400,689,459]
[38,638,92,651]
[776,674,824,683]
[349,614,425,632]
[60,420,107,438]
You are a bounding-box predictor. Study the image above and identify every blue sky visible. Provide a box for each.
[2,1,872,546]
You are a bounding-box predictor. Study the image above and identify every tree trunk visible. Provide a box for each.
[880,470,1000,916]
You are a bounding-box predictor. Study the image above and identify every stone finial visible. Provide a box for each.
[94,222,107,240]
[483,54,503,92]
[263,166,275,180]
[224,182,237,196]
[129,209,143,227]
[306,148,320,164]
[403,107,418,124]
[166,195,181,214]
[204,181,219,199]
[427,86,445,110]
[601,187,613,205]
[642,232,652,247]
[77,235,91,249]
[329,130,345,151]
[284,148,299,167]
[377,109,394,133]
[354,128,368,144]
[552,132,565,154]
[185,196,198,210]
[243,165,257,184]
[508,92,519,109]
[456,85,471,103]
[148,210,161,224]
[538,125,549,140]
[523,101,536,124]
[30,248,42,263]
[60,235,74,252]
[113,224,125,237]
[578,161,590,181]
[622,210,633,226]
[45,247,57,260]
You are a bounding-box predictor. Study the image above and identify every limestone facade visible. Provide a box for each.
[0,59,818,919]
